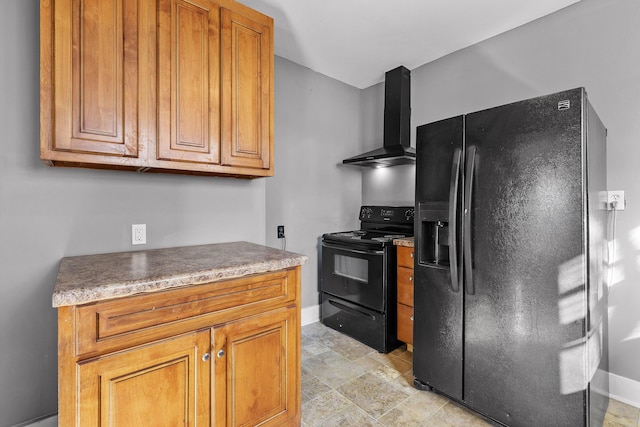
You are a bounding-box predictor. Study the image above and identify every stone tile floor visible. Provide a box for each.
[301,322,640,427]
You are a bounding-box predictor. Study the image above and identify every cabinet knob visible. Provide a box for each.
[409,276,413,282]
[217,349,225,358]
[410,316,414,321]
[410,252,414,258]
[202,353,211,362]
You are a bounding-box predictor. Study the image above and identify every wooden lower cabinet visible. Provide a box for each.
[396,246,414,349]
[77,330,211,426]
[58,268,301,426]
[214,308,298,426]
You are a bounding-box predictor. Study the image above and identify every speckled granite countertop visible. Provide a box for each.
[393,237,414,247]
[52,241,308,307]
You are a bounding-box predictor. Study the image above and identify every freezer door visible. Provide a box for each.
[463,88,588,426]
[413,116,464,400]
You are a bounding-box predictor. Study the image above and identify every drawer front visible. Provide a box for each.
[75,269,298,356]
[397,303,413,345]
[397,246,414,269]
[397,267,414,307]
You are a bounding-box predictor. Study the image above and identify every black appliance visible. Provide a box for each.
[321,206,414,352]
[413,88,609,426]
[342,66,415,167]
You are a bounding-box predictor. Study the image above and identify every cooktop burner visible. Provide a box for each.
[323,206,414,249]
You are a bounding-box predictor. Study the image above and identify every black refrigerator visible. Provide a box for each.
[413,88,609,427]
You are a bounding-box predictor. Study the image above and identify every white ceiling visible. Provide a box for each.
[239,0,581,89]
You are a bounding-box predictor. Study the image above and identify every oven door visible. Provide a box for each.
[321,242,387,311]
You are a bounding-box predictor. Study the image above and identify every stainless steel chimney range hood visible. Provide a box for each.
[343,66,415,167]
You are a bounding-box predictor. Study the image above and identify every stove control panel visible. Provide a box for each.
[360,206,414,224]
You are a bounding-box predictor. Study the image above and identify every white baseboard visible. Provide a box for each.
[301,304,320,326]
[609,372,640,408]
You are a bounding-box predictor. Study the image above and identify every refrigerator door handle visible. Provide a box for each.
[464,146,477,295]
[448,149,462,293]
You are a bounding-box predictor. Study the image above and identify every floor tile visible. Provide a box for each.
[316,330,377,361]
[421,401,492,427]
[301,321,640,427]
[603,399,640,427]
[301,390,352,427]
[354,353,406,382]
[336,372,412,419]
[320,404,384,427]
[301,375,332,402]
[303,349,366,388]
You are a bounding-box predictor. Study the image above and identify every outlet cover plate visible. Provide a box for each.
[132,224,147,245]
[606,191,625,211]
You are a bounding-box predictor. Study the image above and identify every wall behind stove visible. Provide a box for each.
[360,82,416,206]
[265,57,362,309]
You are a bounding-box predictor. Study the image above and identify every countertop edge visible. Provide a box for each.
[52,242,308,307]
[393,237,414,247]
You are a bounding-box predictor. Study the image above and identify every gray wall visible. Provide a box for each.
[0,0,266,425]
[360,83,416,205]
[362,0,640,386]
[266,57,362,308]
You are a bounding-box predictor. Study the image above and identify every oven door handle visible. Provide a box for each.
[322,243,384,256]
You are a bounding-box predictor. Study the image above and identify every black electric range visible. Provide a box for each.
[320,206,414,353]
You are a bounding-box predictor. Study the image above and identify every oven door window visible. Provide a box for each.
[333,254,368,283]
[321,244,386,311]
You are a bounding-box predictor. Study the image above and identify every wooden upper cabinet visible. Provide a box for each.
[221,7,273,171]
[41,0,150,163]
[41,0,274,178]
[157,0,221,165]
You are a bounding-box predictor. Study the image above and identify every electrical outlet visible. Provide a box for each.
[607,191,626,211]
[132,224,147,245]
[277,225,285,239]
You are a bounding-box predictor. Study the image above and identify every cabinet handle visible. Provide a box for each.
[202,353,211,362]
[217,349,225,358]
[410,316,414,321]
[410,252,414,258]
[409,276,413,282]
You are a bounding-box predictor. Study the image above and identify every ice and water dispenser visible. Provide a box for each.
[417,202,451,267]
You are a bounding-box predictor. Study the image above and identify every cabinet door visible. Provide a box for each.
[397,303,413,345]
[213,307,300,426]
[397,266,414,306]
[157,0,221,164]
[43,0,142,158]
[220,7,273,171]
[77,330,210,426]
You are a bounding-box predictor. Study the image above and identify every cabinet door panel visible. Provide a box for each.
[157,0,220,164]
[397,303,413,345]
[52,0,139,156]
[221,8,272,170]
[397,266,414,306]
[397,246,415,269]
[214,307,299,426]
[77,331,210,426]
